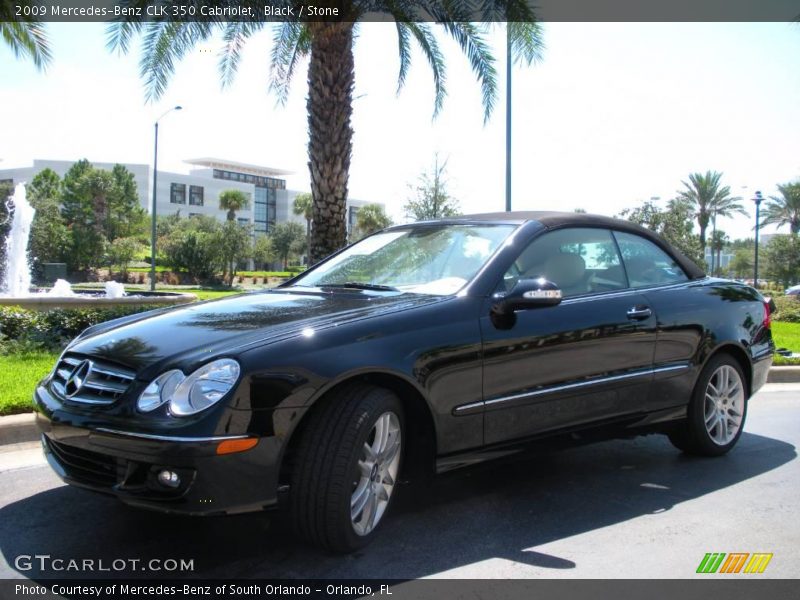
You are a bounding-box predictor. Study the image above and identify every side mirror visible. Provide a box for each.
[492,278,562,315]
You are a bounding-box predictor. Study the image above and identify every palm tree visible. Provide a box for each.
[677,171,746,253]
[761,182,800,234]
[218,189,249,222]
[710,229,729,276]
[293,192,313,265]
[107,3,544,262]
[353,203,393,240]
[0,1,51,70]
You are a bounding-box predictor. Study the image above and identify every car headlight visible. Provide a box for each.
[137,359,241,416]
[137,370,184,412]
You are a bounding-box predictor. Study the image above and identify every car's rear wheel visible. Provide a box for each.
[668,354,748,456]
[290,383,403,553]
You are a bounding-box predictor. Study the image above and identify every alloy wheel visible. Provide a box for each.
[704,364,745,446]
[351,411,401,536]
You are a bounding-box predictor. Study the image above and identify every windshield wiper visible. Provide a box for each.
[318,282,400,292]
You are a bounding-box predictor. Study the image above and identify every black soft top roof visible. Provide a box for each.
[408,211,706,280]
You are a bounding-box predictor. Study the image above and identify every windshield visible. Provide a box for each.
[291,224,516,295]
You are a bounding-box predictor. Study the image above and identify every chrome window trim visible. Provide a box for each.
[453,363,690,415]
[95,428,250,443]
[559,280,693,305]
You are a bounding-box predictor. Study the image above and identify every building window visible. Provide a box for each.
[211,168,286,190]
[254,186,277,234]
[267,188,276,225]
[348,206,359,232]
[189,185,204,206]
[170,183,186,204]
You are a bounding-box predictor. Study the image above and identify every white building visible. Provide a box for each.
[0,157,375,238]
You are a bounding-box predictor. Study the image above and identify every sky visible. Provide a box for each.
[1,21,799,240]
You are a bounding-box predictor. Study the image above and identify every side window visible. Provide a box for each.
[613,231,688,288]
[502,228,627,297]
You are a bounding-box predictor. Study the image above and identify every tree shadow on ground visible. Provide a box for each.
[0,432,794,579]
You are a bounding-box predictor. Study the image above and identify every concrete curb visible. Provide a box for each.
[766,366,800,384]
[2,366,799,448]
[0,413,38,447]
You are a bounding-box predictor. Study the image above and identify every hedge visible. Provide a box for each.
[0,305,163,354]
[772,295,800,324]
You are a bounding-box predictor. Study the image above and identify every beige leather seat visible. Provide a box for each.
[543,253,587,296]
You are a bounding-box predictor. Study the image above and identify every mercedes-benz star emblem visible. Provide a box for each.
[65,360,93,398]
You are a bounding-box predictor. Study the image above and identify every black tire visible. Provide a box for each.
[668,354,748,457]
[289,383,404,553]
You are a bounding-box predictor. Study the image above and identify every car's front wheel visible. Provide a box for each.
[668,354,748,456]
[290,383,403,553]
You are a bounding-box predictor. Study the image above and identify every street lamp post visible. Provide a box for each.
[753,190,763,287]
[505,26,512,212]
[150,105,182,291]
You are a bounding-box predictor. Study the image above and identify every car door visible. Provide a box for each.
[479,227,658,445]
[611,230,696,413]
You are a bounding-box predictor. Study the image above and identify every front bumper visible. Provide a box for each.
[34,386,284,516]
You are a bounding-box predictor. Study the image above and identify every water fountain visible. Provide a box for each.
[0,184,196,310]
[1,183,35,296]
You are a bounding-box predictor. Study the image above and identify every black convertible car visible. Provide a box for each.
[35,212,774,552]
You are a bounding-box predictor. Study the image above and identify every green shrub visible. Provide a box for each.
[773,354,800,366]
[0,305,162,354]
[772,295,800,323]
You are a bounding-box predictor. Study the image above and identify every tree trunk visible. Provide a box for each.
[698,211,708,253]
[307,22,354,263]
[94,193,107,239]
[305,218,311,266]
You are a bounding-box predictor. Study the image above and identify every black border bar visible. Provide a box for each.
[5,0,800,23]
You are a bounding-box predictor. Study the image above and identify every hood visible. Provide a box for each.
[67,289,444,376]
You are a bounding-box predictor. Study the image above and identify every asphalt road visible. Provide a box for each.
[1,385,797,580]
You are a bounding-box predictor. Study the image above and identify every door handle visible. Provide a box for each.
[627,306,652,320]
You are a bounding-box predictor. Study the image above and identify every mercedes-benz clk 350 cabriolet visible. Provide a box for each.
[35,212,774,552]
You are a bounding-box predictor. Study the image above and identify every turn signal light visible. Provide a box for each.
[763,300,772,330]
[216,438,259,455]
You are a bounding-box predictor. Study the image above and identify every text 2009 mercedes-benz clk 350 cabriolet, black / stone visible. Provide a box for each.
[35,212,774,552]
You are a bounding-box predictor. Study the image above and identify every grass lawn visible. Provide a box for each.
[772,321,800,351]
[0,352,58,415]
[771,321,800,365]
[173,289,243,301]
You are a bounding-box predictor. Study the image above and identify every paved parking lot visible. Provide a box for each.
[1,385,797,580]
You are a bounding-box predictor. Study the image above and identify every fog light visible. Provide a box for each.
[157,469,181,488]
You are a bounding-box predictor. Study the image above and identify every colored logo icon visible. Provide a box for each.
[696,553,773,574]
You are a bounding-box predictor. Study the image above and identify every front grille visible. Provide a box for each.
[45,437,120,487]
[50,355,136,405]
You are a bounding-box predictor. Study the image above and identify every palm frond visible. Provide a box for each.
[394,21,412,94]
[138,21,213,102]
[431,17,497,122]
[268,22,311,106]
[106,21,143,55]
[401,22,447,118]
[508,21,545,66]
[219,21,263,89]
[105,1,149,54]
[0,13,51,70]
